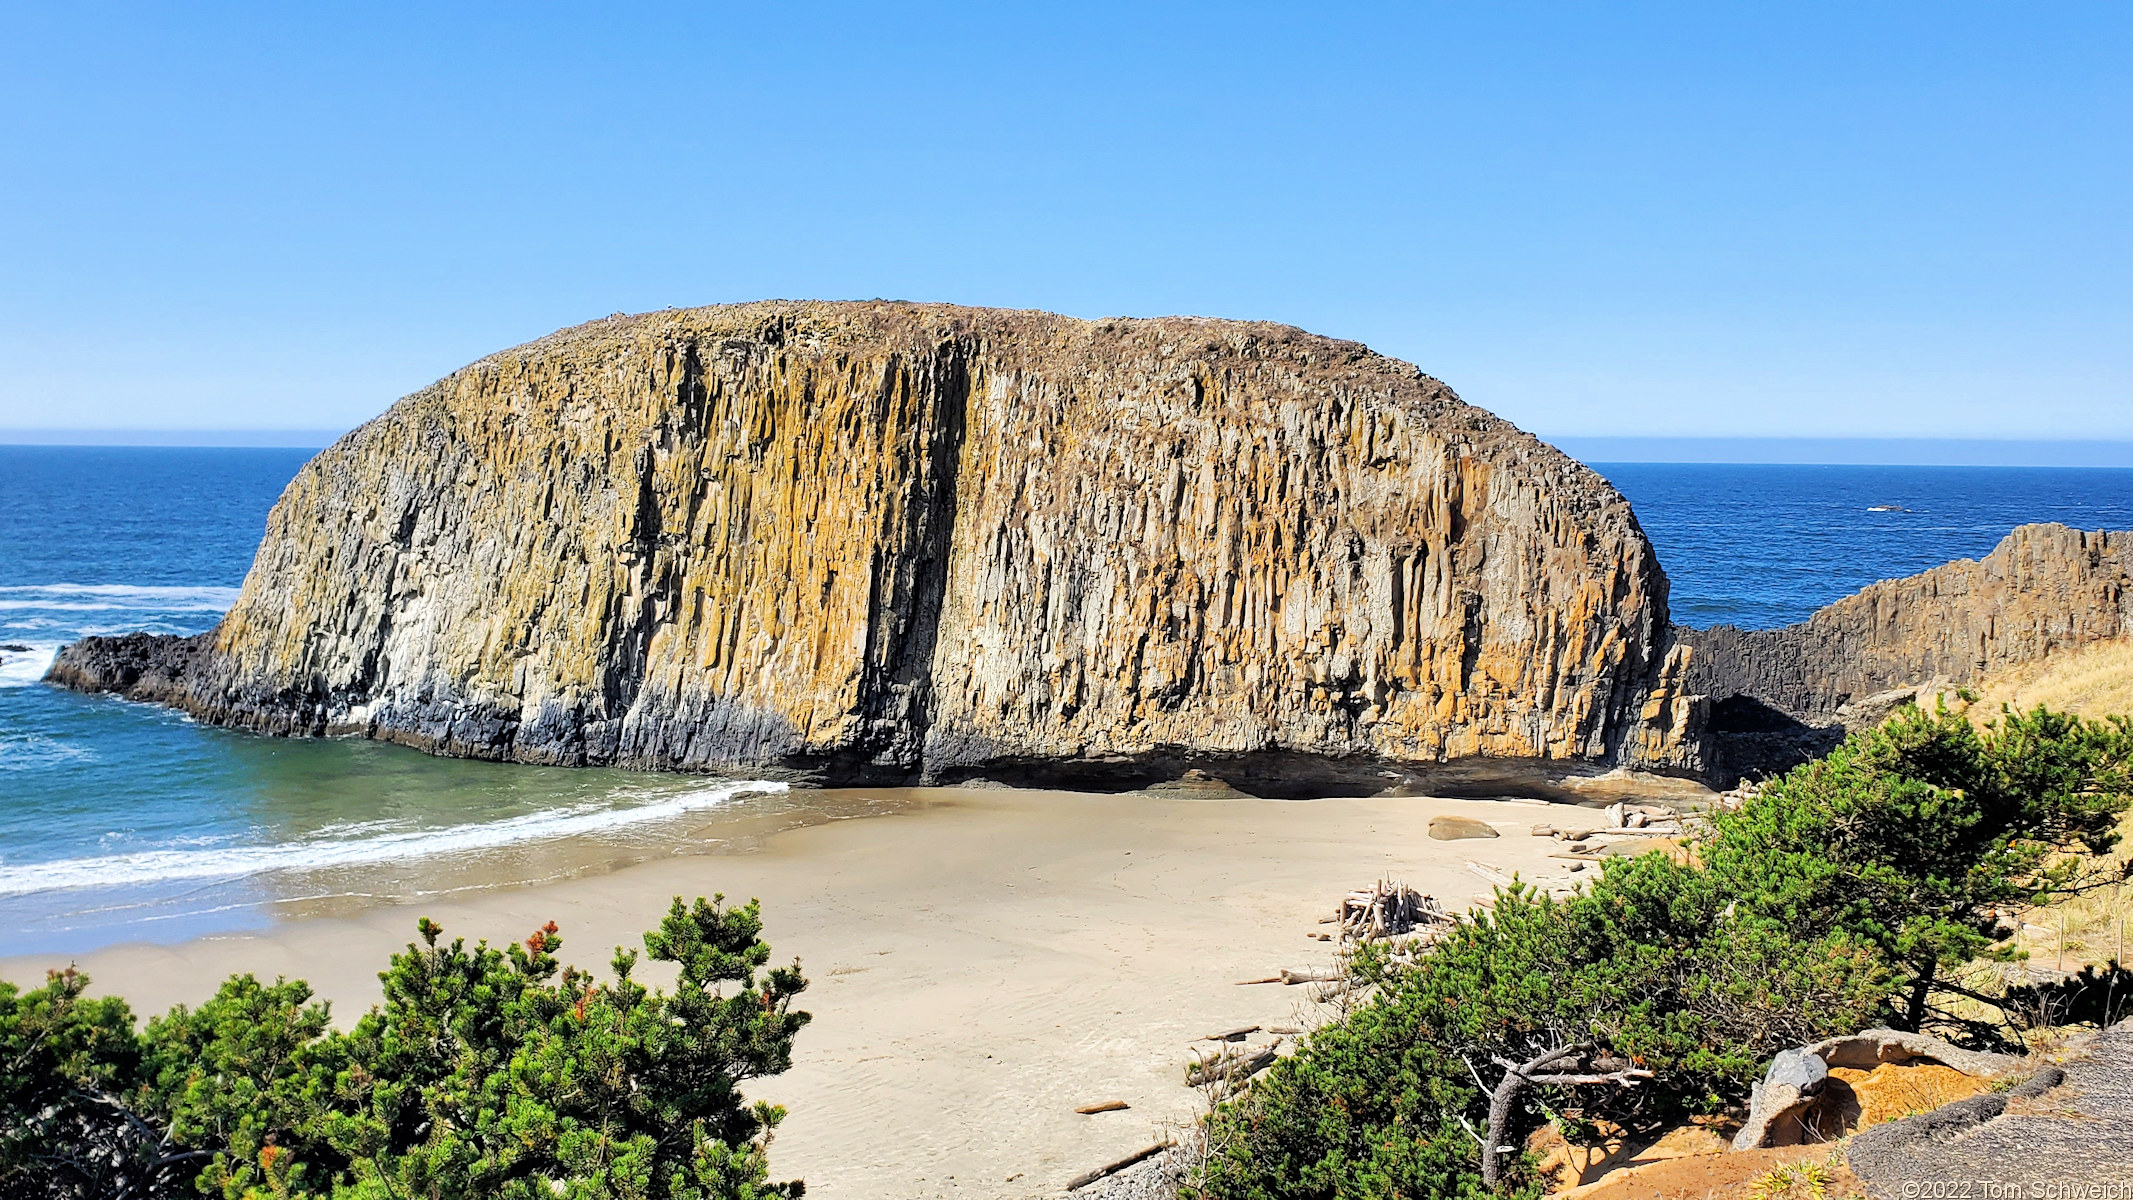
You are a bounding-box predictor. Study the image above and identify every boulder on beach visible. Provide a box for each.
[1427,815,1501,840]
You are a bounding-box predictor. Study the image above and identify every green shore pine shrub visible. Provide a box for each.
[1194,852,1885,1199]
[1195,701,2133,1199]
[1703,702,2133,1034]
[0,966,171,1197]
[0,895,809,1200]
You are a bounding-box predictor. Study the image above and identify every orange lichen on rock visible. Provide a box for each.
[49,302,1699,791]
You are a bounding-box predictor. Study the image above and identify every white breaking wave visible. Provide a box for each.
[0,643,60,688]
[0,584,243,613]
[0,780,789,897]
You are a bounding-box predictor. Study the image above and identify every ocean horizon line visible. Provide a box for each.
[1555,436,2133,468]
[5,429,2133,468]
[0,428,349,448]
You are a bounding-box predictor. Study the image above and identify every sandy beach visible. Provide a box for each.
[1,785,1611,1199]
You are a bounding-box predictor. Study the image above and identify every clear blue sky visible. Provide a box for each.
[2,3,2127,442]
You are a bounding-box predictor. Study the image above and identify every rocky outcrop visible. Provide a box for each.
[1682,524,2132,718]
[1846,1018,2131,1197]
[41,631,208,701]
[1733,1030,2023,1149]
[50,301,1697,794]
[1679,524,2132,782]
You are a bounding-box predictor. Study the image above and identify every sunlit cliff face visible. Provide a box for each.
[125,302,1698,788]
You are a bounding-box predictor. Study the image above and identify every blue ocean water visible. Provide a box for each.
[1595,463,2133,630]
[4,446,2132,956]
[0,447,796,956]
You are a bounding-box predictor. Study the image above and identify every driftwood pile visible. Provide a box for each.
[1336,879,1453,944]
[1714,782,1759,812]
[1186,1037,1284,1087]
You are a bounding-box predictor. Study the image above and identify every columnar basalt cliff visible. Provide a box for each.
[51,302,1698,794]
[1678,524,2132,782]
[1681,524,2132,717]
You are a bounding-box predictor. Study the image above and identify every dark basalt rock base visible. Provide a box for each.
[47,631,1678,802]
[44,631,211,702]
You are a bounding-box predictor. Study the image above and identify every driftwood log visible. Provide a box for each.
[1306,977,1370,1002]
[1074,1100,1129,1115]
[1602,801,1684,833]
[1465,861,1515,887]
[1066,1141,1171,1190]
[1475,1043,1653,1188]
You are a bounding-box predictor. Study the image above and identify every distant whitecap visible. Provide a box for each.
[0,583,242,612]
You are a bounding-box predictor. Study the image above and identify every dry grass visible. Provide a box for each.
[2021,814,2132,962]
[1746,1154,1846,1200]
[1959,640,2133,976]
[1917,644,2133,1036]
[1947,806,2133,1045]
[1967,637,2133,724]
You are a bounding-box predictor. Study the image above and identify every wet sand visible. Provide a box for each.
[1,785,1601,1199]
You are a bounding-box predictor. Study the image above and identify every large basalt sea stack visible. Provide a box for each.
[51,302,1699,793]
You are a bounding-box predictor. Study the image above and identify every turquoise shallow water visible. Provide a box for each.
[3,446,2132,955]
[0,447,797,955]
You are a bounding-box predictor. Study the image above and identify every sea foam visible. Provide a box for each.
[0,582,241,686]
[0,643,60,688]
[0,779,789,897]
[0,583,243,613]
